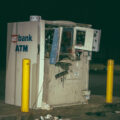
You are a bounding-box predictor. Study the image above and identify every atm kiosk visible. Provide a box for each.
[5,16,101,109]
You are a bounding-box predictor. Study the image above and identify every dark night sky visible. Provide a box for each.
[0,0,120,69]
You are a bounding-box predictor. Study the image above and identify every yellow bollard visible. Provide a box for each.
[106,59,114,103]
[21,59,30,112]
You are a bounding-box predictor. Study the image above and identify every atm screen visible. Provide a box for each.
[76,30,86,46]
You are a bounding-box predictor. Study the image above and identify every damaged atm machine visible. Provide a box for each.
[5,16,101,109]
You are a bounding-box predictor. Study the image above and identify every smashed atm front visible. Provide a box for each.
[5,17,101,109]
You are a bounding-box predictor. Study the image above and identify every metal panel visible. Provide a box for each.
[5,21,39,108]
[92,29,101,52]
[15,22,38,107]
[74,27,94,51]
[50,27,63,64]
[50,28,59,64]
[43,52,89,106]
[5,23,17,105]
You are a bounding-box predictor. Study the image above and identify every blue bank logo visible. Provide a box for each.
[18,34,32,41]
[11,34,32,52]
[12,34,32,43]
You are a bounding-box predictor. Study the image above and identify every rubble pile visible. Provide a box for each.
[34,114,71,120]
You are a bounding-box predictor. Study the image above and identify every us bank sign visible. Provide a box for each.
[11,34,32,52]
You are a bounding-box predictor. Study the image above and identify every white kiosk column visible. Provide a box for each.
[37,20,45,108]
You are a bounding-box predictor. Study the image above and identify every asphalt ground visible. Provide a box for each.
[0,95,120,120]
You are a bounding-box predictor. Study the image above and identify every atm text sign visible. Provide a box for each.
[11,34,32,52]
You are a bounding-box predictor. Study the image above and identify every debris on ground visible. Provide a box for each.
[115,111,120,114]
[86,111,106,117]
[104,103,120,113]
[38,114,71,120]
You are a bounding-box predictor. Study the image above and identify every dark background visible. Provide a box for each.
[0,0,120,100]
[0,0,120,70]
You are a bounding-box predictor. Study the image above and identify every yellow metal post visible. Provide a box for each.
[21,59,30,112]
[106,59,114,103]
